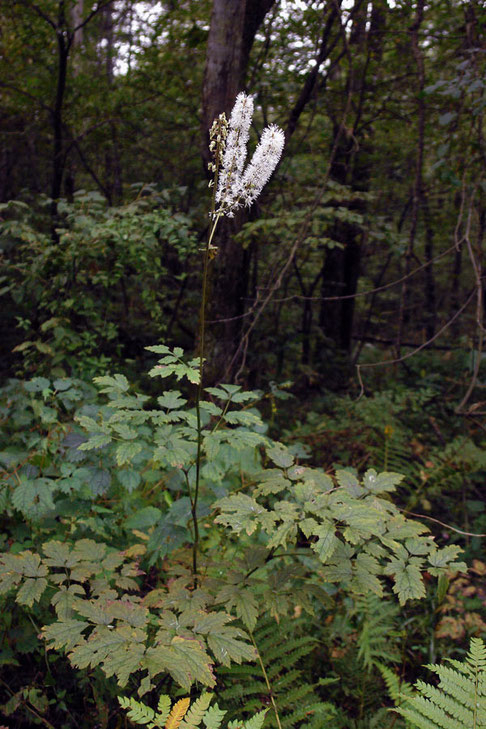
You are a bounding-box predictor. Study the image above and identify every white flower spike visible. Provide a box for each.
[213,93,284,218]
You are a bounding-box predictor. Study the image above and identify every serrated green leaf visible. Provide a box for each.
[116,441,143,466]
[214,494,276,536]
[254,469,291,496]
[427,544,463,569]
[94,374,130,393]
[112,423,138,440]
[311,522,339,563]
[17,577,48,606]
[158,391,188,410]
[266,445,294,469]
[388,559,426,605]
[42,540,79,568]
[144,636,215,689]
[72,539,107,562]
[19,551,48,578]
[207,627,256,668]
[363,470,404,494]
[42,619,89,651]
[118,468,142,492]
[78,433,112,450]
[51,584,85,619]
[12,478,56,519]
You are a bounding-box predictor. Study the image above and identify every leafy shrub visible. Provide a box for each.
[0,346,466,729]
[0,188,198,377]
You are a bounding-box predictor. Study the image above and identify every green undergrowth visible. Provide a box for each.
[0,347,482,728]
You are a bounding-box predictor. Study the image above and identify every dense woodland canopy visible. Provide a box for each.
[0,0,484,389]
[0,2,486,729]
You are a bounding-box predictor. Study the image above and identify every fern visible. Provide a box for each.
[119,696,158,726]
[166,698,191,729]
[180,694,214,729]
[395,637,486,728]
[377,663,414,705]
[354,593,401,670]
[218,617,336,729]
[118,693,265,729]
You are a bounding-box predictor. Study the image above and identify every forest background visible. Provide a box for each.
[0,1,486,728]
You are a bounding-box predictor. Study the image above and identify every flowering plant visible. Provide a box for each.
[209,92,285,219]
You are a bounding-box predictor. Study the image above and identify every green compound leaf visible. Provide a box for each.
[77,433,112,451]
[157,695,172,725]
[118,696,156,726]
[214,494,276,536]
[116,441,143,466]
[229,711,267,729]
[266,445,294,468]
[42,619,89,651]
[51,584,85,620]
[386,558,426,605]
[12,478,56,519]
[202,705,226,729]
[362,469,404,494]
[17,577,48,606]
[179,692,213,729]
[215,585,259,632]
[144,636,216,689]
[42,540,79,568]
[193,612,255,668]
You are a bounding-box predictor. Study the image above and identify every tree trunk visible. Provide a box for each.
[318,1,383,355]
[102,2,123,204]
[50,1,69,228]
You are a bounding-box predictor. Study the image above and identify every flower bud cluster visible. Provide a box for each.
[210,92,285,218]
[208,113,228,185]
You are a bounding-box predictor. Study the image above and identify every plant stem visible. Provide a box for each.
[250,629,282,729]
[192,212,222,584]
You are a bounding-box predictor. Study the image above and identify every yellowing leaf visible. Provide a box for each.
[165,697,190,729]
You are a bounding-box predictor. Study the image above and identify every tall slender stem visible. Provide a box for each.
[192,212,222,584]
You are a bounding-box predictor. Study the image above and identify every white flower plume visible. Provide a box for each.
[213,93,284,218]
[241,125,285,208]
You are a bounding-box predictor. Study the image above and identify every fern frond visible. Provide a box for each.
[227,710,267,729]
[218,682,266,701]
[219,616,334,729]
[354,593,401,670]
[118,696,156,726]
[166,698,191,729]
[180,693,213,729]
[377,662,414,704]
[202,704,226,729]
[272,669,301,692]
[395,638,486,729]
[156,696,172,727]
